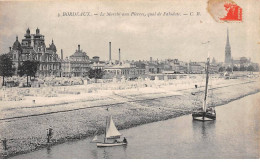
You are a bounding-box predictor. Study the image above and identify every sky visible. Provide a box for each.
[0,0,259,63]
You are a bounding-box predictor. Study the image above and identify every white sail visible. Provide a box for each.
[92,135,98,142]
[105,116,121,139]
[203,98,207,112]
[203,57,210,112]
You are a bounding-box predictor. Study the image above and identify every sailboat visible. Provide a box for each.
[192,57,216,121]
[90,130,99,143]
[96,116,127,147]
[91,135,98,143]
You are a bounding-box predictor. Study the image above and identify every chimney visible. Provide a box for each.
[61,49,63,60]
[78,44,80,51]
[9,47,11,52]
[119,48,121,63]
[109,42,111,61]
[150,57,152,62]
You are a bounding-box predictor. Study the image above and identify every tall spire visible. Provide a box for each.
[26,28,30,34]
[225,28,231,64]
[226,28,230,46]
[36,27,40,34]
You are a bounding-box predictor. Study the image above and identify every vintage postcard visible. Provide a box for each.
[0,0,259,159]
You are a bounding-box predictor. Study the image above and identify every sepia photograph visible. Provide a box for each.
[0,0,259,159]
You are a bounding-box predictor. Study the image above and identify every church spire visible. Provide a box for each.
[226,28,230,46]
[225,28,231,64]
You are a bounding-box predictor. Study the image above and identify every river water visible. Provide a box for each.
[13,93,259,159]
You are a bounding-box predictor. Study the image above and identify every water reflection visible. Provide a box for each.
[101,144,128,159]
[46,146,52,159]
[122,145,127,158]
[90,149,98,159]
[192,120,216,138]
[191,119,216,151]
[102,149,108,159]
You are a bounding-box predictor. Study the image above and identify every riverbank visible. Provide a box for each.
[0,78,259,158]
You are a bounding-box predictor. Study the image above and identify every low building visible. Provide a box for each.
[103,62,146,79]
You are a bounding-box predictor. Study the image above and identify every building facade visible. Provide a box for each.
[69,45,91,77]
[60,45,91,77]
[189,62,204,74]
[61,57,71,77]
[8,28,61,77]
[103,62,146,79]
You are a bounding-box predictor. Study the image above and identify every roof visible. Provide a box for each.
[70,51,87,57]
[104,64,132,69]
[12,37,22,51]
[48,40,57,52]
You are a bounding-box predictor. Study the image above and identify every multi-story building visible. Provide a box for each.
[8,28,61,77]
[90,56,106,70]
[209,64,219,73]
[61,57,71,77]
[189,62,204,74]
[69,45,91,77]
[134,61,146,76]
[166,59,188,73]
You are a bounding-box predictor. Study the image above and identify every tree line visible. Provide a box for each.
[218,65,259,72]
[0,54,40,86]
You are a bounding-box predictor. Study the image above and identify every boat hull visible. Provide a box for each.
[96,142,127,147]
[192,112,216,121]
[90,140,99,143]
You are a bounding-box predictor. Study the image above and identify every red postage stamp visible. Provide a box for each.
[207,0,243,22]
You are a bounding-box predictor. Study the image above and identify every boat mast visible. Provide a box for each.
[203,57,210,112]
[104,116,108,143]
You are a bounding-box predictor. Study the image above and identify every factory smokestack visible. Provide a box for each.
[119,48,121,64]
[61,49,63,60]
[78,44,80,51]
[109,42,111,62]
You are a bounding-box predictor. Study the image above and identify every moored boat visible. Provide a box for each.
[192,57,216,121]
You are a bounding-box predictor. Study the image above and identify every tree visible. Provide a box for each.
[226,67,232,72]
[233,66,239,71]
[87,68,105,83]
[0,54,15,86]
[240,65,246,71]
[218,66,225,72]
[247,65,255,71]
[18,60,39,86]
